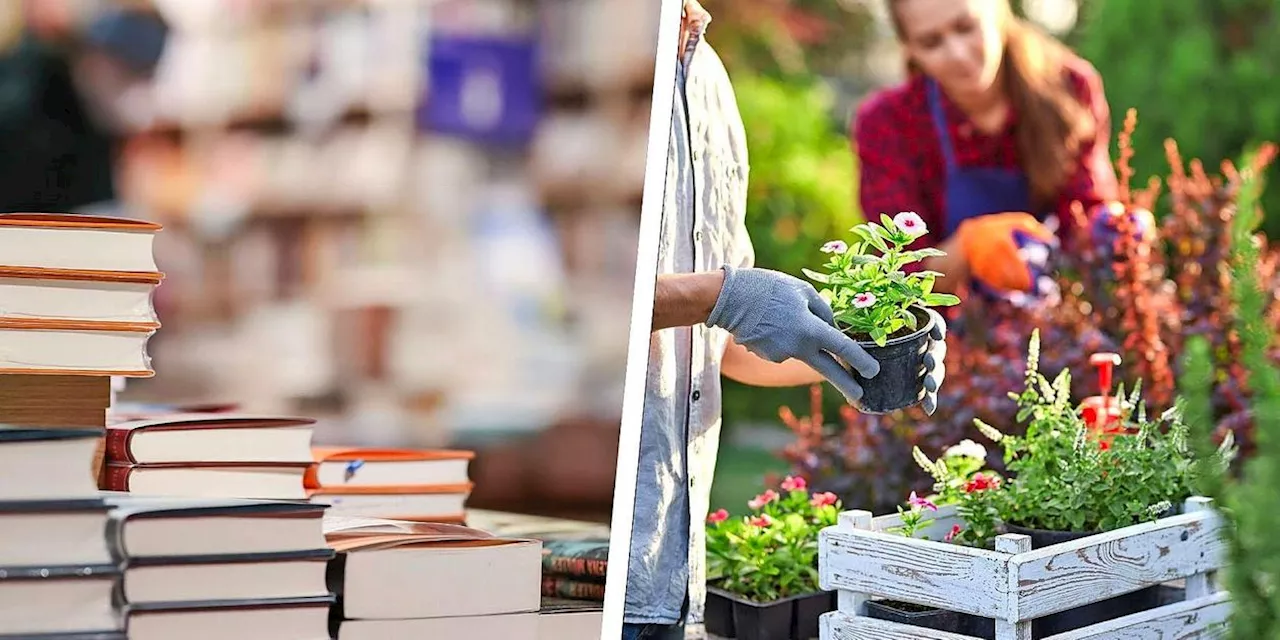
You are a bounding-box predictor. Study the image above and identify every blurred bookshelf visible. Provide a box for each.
[44,0,657,519]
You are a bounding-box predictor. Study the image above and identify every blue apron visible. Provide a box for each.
[927,79,1053,303]
[927,79,1033,236]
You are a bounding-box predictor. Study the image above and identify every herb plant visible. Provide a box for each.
[803,213,960,346]
[972,329,1235,533]
[705,475,841,603]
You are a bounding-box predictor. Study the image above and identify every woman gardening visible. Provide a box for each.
[853,0,1130,298]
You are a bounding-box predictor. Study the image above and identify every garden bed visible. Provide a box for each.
[817,497,1229,639]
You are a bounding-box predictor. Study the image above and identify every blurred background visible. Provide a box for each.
[0,0,659,522]
[697,0,1280,511]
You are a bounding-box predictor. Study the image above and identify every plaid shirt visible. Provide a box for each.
[851,56,1118,250]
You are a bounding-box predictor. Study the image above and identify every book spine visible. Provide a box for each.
[101,465,133,492]
[103,429,136,464]
[541,576,606,601]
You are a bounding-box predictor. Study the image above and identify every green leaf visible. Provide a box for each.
[801,268,831,284]
[923,293,961,307]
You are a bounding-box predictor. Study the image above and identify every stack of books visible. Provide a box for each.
[101,495,335,640]
[304,446,474,523]
[0,426,123,638]
[100,414,317,499]
[324,516,544,638]
[0,212,165,479]
[541,539,609,602]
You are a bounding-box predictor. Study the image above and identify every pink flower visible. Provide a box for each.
[894,211,927,238]
[749,514,773,527]
[945,524,962,542]
[821,240,847,254]
[810,491,839,508]
[748,490,780,510]
[707,508,729,524]
[908,491,938,511]
[780,475,808,492]
[852,292,877,308]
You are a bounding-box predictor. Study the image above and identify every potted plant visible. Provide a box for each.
[803,212,960,414]
[925,329,1237,638]
[863,440,1002,634]
[705,476,840,640]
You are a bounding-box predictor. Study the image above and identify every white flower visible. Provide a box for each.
[852,292,877,308]
[821,240,848,254]
[944,439,987,460]
[893,211,928,238]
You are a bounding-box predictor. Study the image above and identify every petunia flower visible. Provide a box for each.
[908,491,938,511]
[821,240,848,254]
[748,490,780,510]
[944,439,987,461]
[894,211,927,238]
[810,491,839,508]
[707,508,729,524]
[944,524,962,542]
[749,514,773,527]
[852,292,877,308]
[780,475,808,492]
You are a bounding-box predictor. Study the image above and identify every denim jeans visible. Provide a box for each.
[623,591,690,639]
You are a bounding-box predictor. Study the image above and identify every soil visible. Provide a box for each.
[841,306,931,344]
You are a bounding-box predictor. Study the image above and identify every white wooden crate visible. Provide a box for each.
[817,497,1230,639]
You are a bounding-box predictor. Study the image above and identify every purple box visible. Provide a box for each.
[420,33,542,145]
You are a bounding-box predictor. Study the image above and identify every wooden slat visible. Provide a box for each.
[1011,511,1226,620]
[1042,592,1231,640]
[821,610,982,640]
[820,527,1010,618]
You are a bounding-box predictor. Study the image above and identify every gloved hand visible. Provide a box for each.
[954,212,1057,294]
[920,308,948,416]
[1087,201,1157,252]
[707,266,947,414]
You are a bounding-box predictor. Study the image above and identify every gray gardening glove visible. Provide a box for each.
[706,266,881,405]
[921,308,947,416]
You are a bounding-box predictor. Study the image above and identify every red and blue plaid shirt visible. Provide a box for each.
[851,56,1119,250]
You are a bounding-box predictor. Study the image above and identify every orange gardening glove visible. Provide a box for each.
[954,212,1057,293]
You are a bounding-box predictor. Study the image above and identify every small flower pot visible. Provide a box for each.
[844,306,935,414]
[705,585,736,638]
[863,599,963,634]
[729,593,795,640]
[998,523,1165,637]
[791,590,836,639]
[706,587,834,640]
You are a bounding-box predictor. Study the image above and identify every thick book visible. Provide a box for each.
[0,563,121,636]
[0,318,156,376]
[308,483,472,522]
[102,495,328,559]
[541,575,605,601]
[0,498,113,568]
[336,612,539,640]
[0,374,113,429]
[105,414,316,465]
[101,463,310,500]
[325,516,541,620]
[0,266,161,324]
[304,447,473,488]
[119,548,334,605]
[124,594,335,640]
[0,213,160,273]
[0,427,102,501]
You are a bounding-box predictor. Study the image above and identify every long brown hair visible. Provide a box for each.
[888,0,1096,207]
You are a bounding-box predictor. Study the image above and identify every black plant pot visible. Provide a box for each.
[708,588,835,640]
[791,591,836,639]
[996,523,1165,637]
[705,586,736,638]
[730,594,795,640]
[846,307,935,415]
[864,599,963,634]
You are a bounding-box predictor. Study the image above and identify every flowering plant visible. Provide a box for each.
[705,475,841,602]
[803,213,960,346]
[894,439,1003,548]
[970,330,1236,533]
